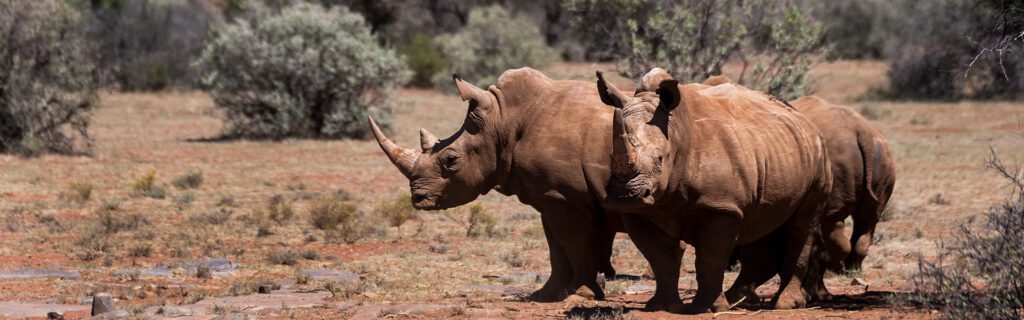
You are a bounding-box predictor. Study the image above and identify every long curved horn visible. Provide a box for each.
[420,128,439,152]
[610,109,637,176]
[368,116,418,178]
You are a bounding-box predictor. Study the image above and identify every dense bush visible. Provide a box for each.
[399,33,449,87]
[884,0,1024,99]
[195,3,410,139]
[903,146,1024,318]
[0,0,99,156]
[432,5,557,88]
[800,0,893,59]
[87,0,217,91]
[567,0,825,100]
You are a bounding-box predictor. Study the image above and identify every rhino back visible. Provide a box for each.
[669,84,830,243]
[498,78,614,212]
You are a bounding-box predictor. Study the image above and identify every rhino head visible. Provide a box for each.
[596,69,681,211]
[369,75,502,210]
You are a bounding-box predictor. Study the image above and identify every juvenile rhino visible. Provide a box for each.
[370,68,622,301]
[597,69,832,313]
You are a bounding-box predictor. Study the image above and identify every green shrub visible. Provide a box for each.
[194,3,410,139]
[266,194,294,223]
[172,171,204,189]
[399,33,449,87]
[132,170,167,199]
[266,249,301,266]
[374,194,418,235]
[466,203,497,238]
[0,0,99,155]
[66,180,94,203]
[432,5,557,88]
[308,197,383,243]
[567,0,825,100]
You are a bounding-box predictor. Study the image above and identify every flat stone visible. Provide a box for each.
[0,269,81,280]
[498,272,546,284]
[183,258,237,277]
[83,310,129,320]
[349,304,450,320]
[300,269,359,283]
[624,283,656,294]
[144,290,330,316]
[457,284,531,300]
[91,293,115,316]
[0,301,90,318]
[114,267,173,278]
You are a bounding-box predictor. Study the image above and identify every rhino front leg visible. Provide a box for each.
[622,214,684,312]
[528,212,573,302]
[598,228,617,279]
[684,212,740,314]
[725,230,782,305]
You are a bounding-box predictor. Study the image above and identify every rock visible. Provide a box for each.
[211,313,253,320]
[157,306,194,317]
[0,269,81,280]
[47,311,63,320]
[91,293,115,316]
[574,286,596,299]
[0,301,89,318]
[851,277,870,286]
[258,284,273,294]
[300,269,359,284]
[624,283,656,294]
[114,267,172,278]
[564,294,587,302]
[184,258,237,277]
[83,310,129,320]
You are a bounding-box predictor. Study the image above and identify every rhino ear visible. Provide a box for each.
[657,80,681,111]
[596,71,629,108]
[453,74,487,102]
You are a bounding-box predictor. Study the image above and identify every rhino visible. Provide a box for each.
[369,68,622,301]
[698,76,896,302]
[788,96,896,273]
[596,68,832,313]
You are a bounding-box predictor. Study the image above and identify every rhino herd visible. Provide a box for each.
[370,67,895,314]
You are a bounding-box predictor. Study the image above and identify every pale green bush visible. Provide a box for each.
[0,0,99,155]
[195,3,410,139]
[432,5,557,88]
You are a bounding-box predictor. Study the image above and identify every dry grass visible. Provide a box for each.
[0,61,1019,318]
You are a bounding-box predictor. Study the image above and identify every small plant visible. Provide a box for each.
[309,197,384,243]
[374,194,418,237]
[132,170,167,199]
[267,194,294,224]
[217,196,236,207]
[175,192,196,206]
[228,278,280,296]
[129,244,152,257]
[929,193,951,205]
[190,208,233,225]
[65,180,94,203]
[466,203,497,238]
[172,171,204,189]
[196,264,212,279]
[858,105,892,120]
[910,117,933,126]
[267,249,301,266]
[300,248,318,260]
[93,207,148,235]
[502,250,525,268]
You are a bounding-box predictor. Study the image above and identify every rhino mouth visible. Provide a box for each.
[605,174,656,211]
[411,189,439,210]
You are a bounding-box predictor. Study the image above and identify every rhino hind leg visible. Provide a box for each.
[622,214,685,313]
[725,230,784,306]
[772,190,828,310]
[846,201,884,272]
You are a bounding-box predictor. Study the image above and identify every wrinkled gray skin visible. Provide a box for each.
[598,69,832,314]
[370,68,624,301]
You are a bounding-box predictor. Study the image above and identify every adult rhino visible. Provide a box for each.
[699,76,896,302]
[596,68,832,313]
[789,96,896,273]
[369,68,622,301]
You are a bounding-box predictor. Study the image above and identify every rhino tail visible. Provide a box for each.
[857,132,881,203]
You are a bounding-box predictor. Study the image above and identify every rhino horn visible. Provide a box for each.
[419,128,439,152]
[368,116,418,178]
[453,74,487,102]
[611,108,637,176]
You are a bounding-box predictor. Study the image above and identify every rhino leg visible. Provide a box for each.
[822,217,852,273]
[683,212,739,314]
[528,213,574,302]
[846,204,881,272]
[598,228,617,279]
[622,214,685,313]
[771,192,826,310]
[725,230,783,306]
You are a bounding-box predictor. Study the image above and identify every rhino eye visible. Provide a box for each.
[442,153,461,171]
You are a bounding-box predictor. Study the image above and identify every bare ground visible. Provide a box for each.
[0,60,1021,319]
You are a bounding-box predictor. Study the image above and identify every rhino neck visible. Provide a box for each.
[489,86,518,195]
